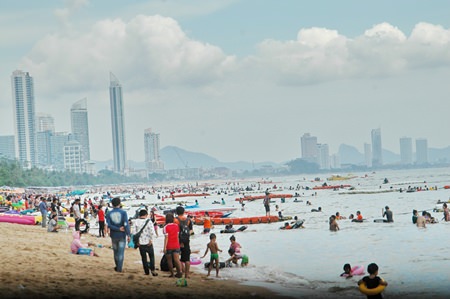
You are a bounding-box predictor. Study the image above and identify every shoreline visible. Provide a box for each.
[0,222,293,299]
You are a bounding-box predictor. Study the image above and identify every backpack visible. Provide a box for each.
[177,217,190,242]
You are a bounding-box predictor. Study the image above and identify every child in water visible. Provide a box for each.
[358,263,388,298]
[201,233,222,277]
[341,263,353,278]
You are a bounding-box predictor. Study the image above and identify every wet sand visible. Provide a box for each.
[0,222,293,299]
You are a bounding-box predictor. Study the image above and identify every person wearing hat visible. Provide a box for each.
[73,198,82,231]
[382,206,394,223]
[47,214,60,233]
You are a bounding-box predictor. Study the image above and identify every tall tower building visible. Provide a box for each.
[71,98,90,164]
[36,113,55,133]
[316,143,330,170]
[364,143,372,168]
[399,137,413,165]
[301,133,318,163]
[416,138,428,165]
[109,72,127,173]
[144,128,164,172]
[11,70,37,167]
[371,128,382,167]
[0,135,16,160]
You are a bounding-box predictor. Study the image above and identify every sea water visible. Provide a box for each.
[143,167,450,298]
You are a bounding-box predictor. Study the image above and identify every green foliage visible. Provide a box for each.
[0,158,146,187]
[285,158,320,174]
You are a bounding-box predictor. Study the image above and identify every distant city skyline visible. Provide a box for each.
[1,2,450,163]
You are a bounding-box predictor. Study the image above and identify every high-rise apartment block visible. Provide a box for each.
[301,133,318,163]
[371,128,382,167]
[36,113,55,133]
[71,98,90,164]
[364,143,372,168]
[144,128,164,172]
[109,72,127,173]
[11,70,37,167]
[317,143,330,169]
[0,135,16,160]
[416,138,428,165]
[399,137,413,165]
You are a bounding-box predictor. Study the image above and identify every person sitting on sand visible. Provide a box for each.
[47,214,60,233]
[71,230,99,257]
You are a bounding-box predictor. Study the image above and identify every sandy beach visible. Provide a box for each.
[0,222,293,299]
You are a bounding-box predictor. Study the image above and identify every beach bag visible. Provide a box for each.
[160,254,174,271]
[133,219,150,249]
[177,217,190,242]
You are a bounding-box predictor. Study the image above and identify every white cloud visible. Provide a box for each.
[252,22,450,84]
[20,14,236,97]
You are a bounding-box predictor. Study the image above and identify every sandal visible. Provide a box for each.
[175,272,183,278]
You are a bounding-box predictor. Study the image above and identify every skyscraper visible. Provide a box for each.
[109,72,127,173]
[364,143,372,168]
[416,138,428,165]
[0,135,16,160]
[71,98,90,164]
[36,113,55,133]
[301,133,318,163]
[144,128,164,172]
[316,143,330,170]
[399,137,413,165]
[11,70,37,167]
[371,128,382,167]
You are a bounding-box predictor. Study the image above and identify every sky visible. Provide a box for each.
[1,0,450,164]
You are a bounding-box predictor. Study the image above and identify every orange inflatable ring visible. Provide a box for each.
[359,279,386,296]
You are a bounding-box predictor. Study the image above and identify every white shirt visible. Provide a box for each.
[73,203,81,219]
[132,217,156,245]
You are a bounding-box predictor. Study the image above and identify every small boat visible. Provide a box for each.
[235,194,293,201]
[193,215,290,226]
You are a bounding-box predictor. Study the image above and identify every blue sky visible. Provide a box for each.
[1,0,450,163]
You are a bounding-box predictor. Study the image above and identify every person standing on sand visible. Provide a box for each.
[39,197,48,228]
[174,206,193,279]
[263,191,270,217]
[73,198,82,231]
[98,204,106,237]
[133,209,158,276]
[163,213,183,278]
[105,197,130,273]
